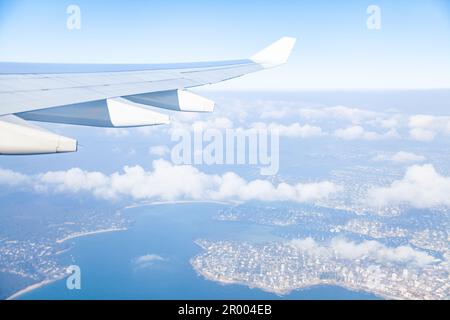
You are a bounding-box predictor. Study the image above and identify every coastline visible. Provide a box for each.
[6,227,128,300]
[6,276,65,300]
[191,262,389,300]
[56,227,127,244]
[5,203,224,300]
[4,201,398,300]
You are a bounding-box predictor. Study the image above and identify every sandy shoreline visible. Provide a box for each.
[6,227,127,300]
[56,227,127,244]
[5,201,232,300]
[6,277,65,300]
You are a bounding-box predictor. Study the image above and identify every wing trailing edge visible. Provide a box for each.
[125,89,215,113]
[18,98,170,128]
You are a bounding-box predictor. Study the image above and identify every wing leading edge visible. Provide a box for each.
[0,37,296,155]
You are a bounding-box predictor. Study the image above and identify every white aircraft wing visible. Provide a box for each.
[0,37,296,155]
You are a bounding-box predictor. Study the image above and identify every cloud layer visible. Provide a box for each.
[289,237,436,266]
[368,164,450,208]
[0,160,341,203]
[374,151,426,164]
[408,115,450,142]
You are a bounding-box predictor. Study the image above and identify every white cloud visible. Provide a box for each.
[334,126,366,140]
[38,168,112,198]
[103,128,130,138]
[196,117,234,130]
[1,160,341,204]
[289,237,329,257]
[135,254,165,263]
[133,254,165,270]
[390,151,426,163]
[169,115,324,140]
[407,114,450,141]
[171,117,233,132]
[334,126,379,140]
[374,151,426,164]
[295,107,450,142]
[299,106,378,124]
[136,126,160,136]
[409,128,436,142]
[260,108,290,119]
[375,116,401,129]
[126,99,450,144]
[368,164,450,208]
[334,125,399,141]
[289,237,436,266]
[408,115,436,128]
[214,173,340,203]
[252,122,323,138]
[149,145,170,157]
[0,168,29,186]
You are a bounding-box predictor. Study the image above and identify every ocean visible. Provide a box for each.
[19,202,380,300]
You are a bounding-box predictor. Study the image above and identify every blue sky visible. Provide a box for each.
[0,0,449,90]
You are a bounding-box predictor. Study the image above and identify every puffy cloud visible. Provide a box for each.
[299,106,378,124]
[260,108,290,119]
[169,113,403,143]
[334,125,399,141]
[289,237,436,266]
[368,164,450,208]
[390,151,426,163]
[334,126,380,140]
[334,126,368,140]
[408,114,450,142]
[375,116,401,129]
[170,115,324,140]
[170,117,234,134]
[0,160,341,204]
[252,122,323,138]
[103,128,130,138]
[133,254,165,270]
[133,101,450,143]
[374,151,426,164]
[214,173,340,203]
[125,98,450,143]
[149,145,170,157]
[38,168,113,198]
[408,115,436,128]
[296,107,450,142]
[409,128,436,142]
[289,237,329,257]
[134,254,165,264]
[330,238,437,266]
[254,102,382,125]
[0,168,30,186]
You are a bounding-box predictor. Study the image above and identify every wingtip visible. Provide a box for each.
[250,36,297,68]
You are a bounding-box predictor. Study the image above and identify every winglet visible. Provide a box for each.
[250,37,297,69]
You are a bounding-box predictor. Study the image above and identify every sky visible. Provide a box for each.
[0,0,449,90]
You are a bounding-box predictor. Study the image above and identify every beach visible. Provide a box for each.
[6,277,64,300]
[56,227,127,244]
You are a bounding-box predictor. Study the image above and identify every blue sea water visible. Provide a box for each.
[19,203,380,300]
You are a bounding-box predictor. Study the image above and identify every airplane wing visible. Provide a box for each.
[0,37,296,155]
